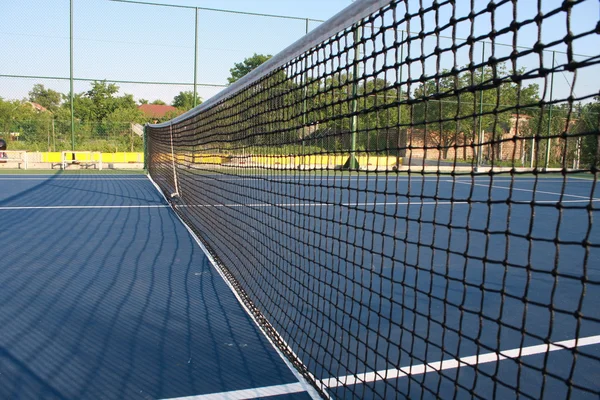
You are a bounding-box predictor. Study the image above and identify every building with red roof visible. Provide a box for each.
[138,104,179,120]
[28,102,49,113]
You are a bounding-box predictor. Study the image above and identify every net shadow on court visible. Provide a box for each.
[145,0,600,397]
[0,172,313,399]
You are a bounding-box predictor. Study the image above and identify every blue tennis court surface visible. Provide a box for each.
[1,172,599,399]
[0,173,315,399]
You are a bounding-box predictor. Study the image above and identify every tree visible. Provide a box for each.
[0,98,43,143]
[412,64,540,160]
[2,81,154,151]
[407,74,458,159]
[227,53,272,84]
[358,77,406,153]
[85,81,120,123]
[172,91,202,110]
[572,97,600,169]
[65,92,94,122]
[138,99,149,105]
[29,84,61,111]
[113,93,137,111]
[61,81,139,124]
[105,107,145,151]
[151,99,166,105]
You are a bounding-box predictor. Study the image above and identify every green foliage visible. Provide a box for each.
[0,100,37,142]
[294,72,407,154]
[62,81,141,126]
[29,84,62,111]
[411,64,540,159]
[227,53,272,84]
[114,93,137,111]
[160,110,181,123]
[1,82,146,152]
[3,73,598,167]
[5,118,144,152]
[151,99,166,105]
[572,97,600,168]
[85,81,120,122]
[172,91,202,110]
[239,144,324,156]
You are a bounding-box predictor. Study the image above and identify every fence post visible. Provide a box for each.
[396,29,405,170]
[544,50,556,170]
[347,23,361,170]
[530,121,535,168]
[193,7,199,108]
[476,41,486,171]
[300,18,310,167]
[70,0,75,157]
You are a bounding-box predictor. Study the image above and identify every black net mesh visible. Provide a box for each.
[146,0,600,398]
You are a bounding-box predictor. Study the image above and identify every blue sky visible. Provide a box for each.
[1,0,598,105]
[0,0,354,103]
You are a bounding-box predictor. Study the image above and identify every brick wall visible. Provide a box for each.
[399,114,531,162]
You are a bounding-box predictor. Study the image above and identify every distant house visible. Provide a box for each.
[138,104,178,121]
[28,102,49,113]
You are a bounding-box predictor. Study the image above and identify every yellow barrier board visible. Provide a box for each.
[38,152,144,163]
[92,152,398,168]
[42,152,62,162]
[32,152,400,166]
[251,155,399,167]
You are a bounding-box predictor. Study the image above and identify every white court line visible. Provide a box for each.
[450,178,594,183]
[514,199,600,204]
[187,176,482,182]
[186,176,522,182]
[177,201,469,208]
[163,382,307,400]
[147,174,322,400]
[176,198,599,209]
[453,180,600,201]
[163,335,600,399]
[189,176,402,182]
[183,174,589,181]
[0,205,168,210]
[0,177,146,180]
[321,334,600,389]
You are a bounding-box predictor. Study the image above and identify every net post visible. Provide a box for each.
[169,122,180,198]
[143,124,148,172]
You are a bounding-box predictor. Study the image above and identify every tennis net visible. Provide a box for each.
[146,0,600,398]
